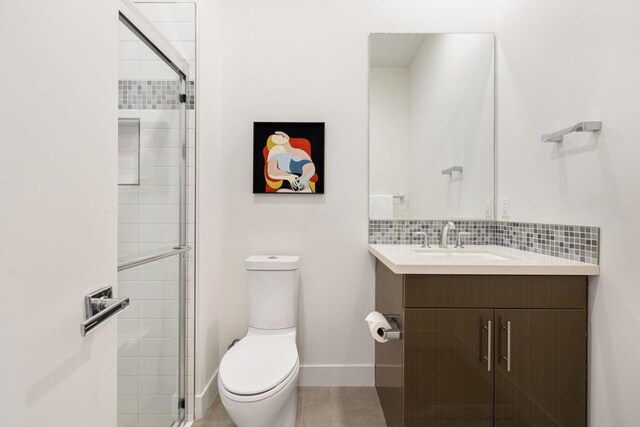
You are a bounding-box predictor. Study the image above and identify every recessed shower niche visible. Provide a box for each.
[118,118,140,186]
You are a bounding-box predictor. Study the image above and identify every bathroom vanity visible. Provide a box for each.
[367,32,600,427]
[370,245,599,427]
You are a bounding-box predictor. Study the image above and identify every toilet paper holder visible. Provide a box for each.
[381,315,402,341]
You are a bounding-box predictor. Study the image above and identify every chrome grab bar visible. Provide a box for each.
[81,286,130,336]
[118,245,191,272]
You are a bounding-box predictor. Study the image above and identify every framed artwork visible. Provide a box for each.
[253,122,325,194]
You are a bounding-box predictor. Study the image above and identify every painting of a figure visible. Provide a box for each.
[253,122,325,194]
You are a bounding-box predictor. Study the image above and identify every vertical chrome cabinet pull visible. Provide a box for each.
[501,321,512,372]
[482,320,492,372]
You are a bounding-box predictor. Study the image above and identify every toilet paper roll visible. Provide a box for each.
[365,311,392,343]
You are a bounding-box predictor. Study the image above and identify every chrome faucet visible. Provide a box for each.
[439,221,456,248]
[413,232,430,248]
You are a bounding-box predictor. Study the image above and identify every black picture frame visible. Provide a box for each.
[253,122,325,194]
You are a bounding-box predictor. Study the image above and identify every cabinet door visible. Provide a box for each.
[404,309,494,426]
[495,310,587,427]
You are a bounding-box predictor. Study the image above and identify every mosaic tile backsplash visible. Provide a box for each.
[118,79,195,110]
[369,220,600,264]
[494,222,599,264]
[369,220,495,246]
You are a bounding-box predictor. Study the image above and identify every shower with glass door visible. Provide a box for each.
[116,2,194,425]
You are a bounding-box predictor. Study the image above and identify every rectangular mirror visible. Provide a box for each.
[369,33,495,220]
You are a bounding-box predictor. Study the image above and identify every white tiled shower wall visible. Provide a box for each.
[120,2,196,80]
[117,109,185,427]
[118,2,196,426]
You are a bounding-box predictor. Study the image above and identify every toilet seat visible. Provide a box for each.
[220,362,299,404]
[219,332,298,397]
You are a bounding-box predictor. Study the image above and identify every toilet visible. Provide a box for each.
[218,255,300,427]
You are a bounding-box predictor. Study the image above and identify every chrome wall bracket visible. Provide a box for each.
[541,121,602,143]
[382,315,403,341]
[81,286,130,336]
[442,166,463,175]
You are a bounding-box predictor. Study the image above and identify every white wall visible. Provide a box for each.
[197,0,496,388]
[0,0,118,425]
[194,0,223,414]
[408,34,494,219]
[369,67,411,218]
[495,0,640,423]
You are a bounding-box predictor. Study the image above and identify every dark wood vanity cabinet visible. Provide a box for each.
[404,308,494,426]
[375,261,588,427]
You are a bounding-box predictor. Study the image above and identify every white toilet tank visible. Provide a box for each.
[246,255,300,330]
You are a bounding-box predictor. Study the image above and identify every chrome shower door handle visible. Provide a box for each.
[80,286,130,336]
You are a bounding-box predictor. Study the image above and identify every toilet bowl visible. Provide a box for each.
[218,329,299,427]
[218,255,300,427]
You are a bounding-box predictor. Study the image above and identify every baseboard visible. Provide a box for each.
[195,369,218,419]
[298,364,374,386]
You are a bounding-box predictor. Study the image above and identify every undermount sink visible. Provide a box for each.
[412,247,519,261]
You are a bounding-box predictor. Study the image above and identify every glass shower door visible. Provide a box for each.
[117,13,188,427]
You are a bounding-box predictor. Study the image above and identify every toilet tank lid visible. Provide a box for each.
[246,255,300,271]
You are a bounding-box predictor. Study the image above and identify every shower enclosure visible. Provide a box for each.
[117,2,193,426]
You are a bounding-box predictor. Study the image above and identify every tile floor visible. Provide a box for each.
[193,387,387,427]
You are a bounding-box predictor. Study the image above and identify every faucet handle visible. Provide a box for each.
[413,232,430,248]
[455,232,471,248]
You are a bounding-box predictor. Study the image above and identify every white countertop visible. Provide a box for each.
[369,244,600,275]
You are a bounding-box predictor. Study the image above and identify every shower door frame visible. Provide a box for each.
[118,0,191,425]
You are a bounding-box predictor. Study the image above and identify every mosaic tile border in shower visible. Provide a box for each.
[186,80,195,110]
[118,79,195,110]
[368,220,600,264]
